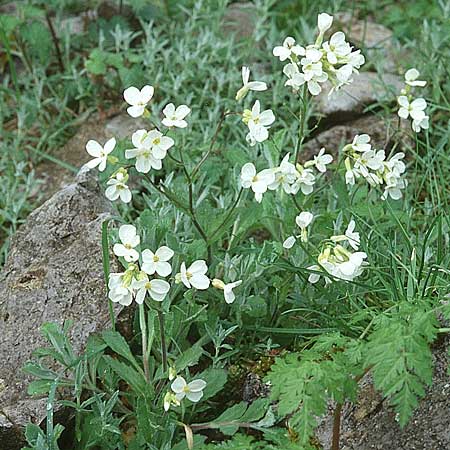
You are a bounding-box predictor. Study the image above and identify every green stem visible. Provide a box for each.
[295,84,309,164]
[210,188,244,240]
[139,303,150,383]
[157,308,168,374]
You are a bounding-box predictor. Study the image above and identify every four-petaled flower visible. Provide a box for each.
[212,279,242,304]
[113,224,140,262]
[123,85,154,118]
[405,68,426,87]
[171,376,206,403]
[177,260,210,290]
[132,275,171,303]
[312,148,333,172]
[85,138,116,172]
[236,66,267,101]
[243,100,275,146]
[273,36,305,62]
[397,96,427,121]
[162,103,191,128]
[141,246,174,277]
[240,163,275,203]
[105,170,132,203]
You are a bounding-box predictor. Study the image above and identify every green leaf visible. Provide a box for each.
[103,355,147,396]
[102,330,142,373]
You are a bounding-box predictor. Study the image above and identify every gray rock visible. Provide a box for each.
[316,335,450,450]
[316,72,403,123]
[301,114,411,163]
[333,13,400,73]
[0,168,121,450]
[105,113,148,141]
[222,2,256,41]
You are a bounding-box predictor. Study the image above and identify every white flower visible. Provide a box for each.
[141,246,174,277]
[283,236,296,249]
[344,220,360,250]
[312,148,333,172]
[132,275,170,303]
[85,138,116,172]
[382,174,407,200]
[108,273,133,306]
[240,163,275,203]
[397,96,427,121]
[296,211,314,229]
[335,251,367,280]
[123,85,154,118]
[273,37,305,62]
[412,115,429,133]
[347,50,365,70]
[405,68,426,87]
[125,129,172,173]
[323,32,351,65]
[243,100,275,145]
[318,13,333,33]
[350,134,371,153]
[269,153,298,193]
[177,260,210,290]
[113,224,140,262]
[385,152,406,177]
[105,171,132,203]
[171,376,206,403]
[236,66,267,100]
[212,279,242,304]
[299,58,328,95]
[292,166,316,195]
[162,103,191,128]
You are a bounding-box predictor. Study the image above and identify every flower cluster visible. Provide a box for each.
[343,134,407,200]
[108,226,242,306]
[397,68,429,133]
[240,149,332,203]
[108,224,173,306]
[308,220,367,284]
[164,374,206,411]
[85,84,191,204]
[274,13,365,96]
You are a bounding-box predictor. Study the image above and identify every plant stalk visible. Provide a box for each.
[139,303,150,383]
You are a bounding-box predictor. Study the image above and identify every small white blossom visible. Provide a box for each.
[269,154,298,193]
[243,100,275,145]
[350,134,372,153]
[212,279,242,304]
[162,103,191,128]
[292,166,316,195]
[312,148,333,172]
[176,260,210,290]
[171,376,206,403]
[344,220,360,250]
[405,68,426,87]
[125,129,173,173]
[113,224,140,262]
[240,163,275,203]
[323,32,352,65]
[141,246,174,277]
[105,170,132,203]
[132,274,170,303]
[123,85,154,118]
[108,273,133,306]
[412,115,429,133]
[273,37,305,62]
[296,211,314,229]
[85,138,116,172]
[236,66,267,100]
[318,13,333,33]
[397,96,427,121]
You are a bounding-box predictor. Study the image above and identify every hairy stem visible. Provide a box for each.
[157,308,168,374]
[295,85,309,164]
[139,303,150,383]
[210,188,244,240]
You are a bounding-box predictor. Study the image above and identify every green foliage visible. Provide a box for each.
[365,302,439,426]
[267,334,361,447]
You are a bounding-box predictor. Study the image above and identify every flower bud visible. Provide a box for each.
[212,278,225,290]
[318,13,333,33]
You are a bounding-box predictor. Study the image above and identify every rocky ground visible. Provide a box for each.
[0,3,448,450]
